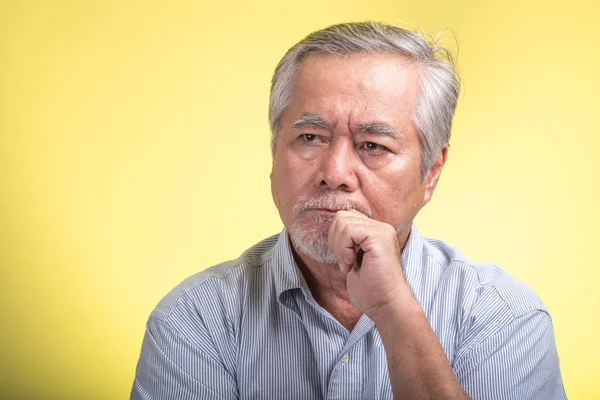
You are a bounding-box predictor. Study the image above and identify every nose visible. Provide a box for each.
[316,140,359,192]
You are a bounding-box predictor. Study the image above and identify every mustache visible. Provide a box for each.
[293,194,373,218]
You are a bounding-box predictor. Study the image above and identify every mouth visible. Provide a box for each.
[292,195,374,220]
[306,208,339,216]
[308,207,371,217]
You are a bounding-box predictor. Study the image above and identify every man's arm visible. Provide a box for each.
[369,296,469,399]
[454,311,566,399]
[370,293,567,399]
[131,314,238,400]
[328,210,469,399]
[328,210,566,399]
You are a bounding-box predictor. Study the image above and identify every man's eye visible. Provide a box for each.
[300,134,317,142]
[362,142,387,152]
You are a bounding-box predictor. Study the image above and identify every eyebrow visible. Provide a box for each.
[291,114,401,137]
[358,123,399,137]
[291,113,332,130]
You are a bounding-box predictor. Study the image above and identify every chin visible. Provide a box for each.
[288,213,338,265]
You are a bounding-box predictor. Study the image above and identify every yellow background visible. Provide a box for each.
[1,0,598,398]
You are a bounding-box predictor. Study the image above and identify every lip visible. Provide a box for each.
[308,208,339,215]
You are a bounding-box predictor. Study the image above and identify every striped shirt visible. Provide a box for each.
[131,225,567,399]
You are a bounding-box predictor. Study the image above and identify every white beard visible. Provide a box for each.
[289,212,338,264]
[288,194,373,265]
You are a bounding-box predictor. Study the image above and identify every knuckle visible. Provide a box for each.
[341,222,352,236]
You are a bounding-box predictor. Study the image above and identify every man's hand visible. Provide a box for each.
[328,210,470,399]
[327,210,411,319]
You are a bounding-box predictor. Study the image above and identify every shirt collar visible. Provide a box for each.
[401,223,425,284]
[271,227,306,299]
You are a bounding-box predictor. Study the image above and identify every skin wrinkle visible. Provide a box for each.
[261,24,472,399]
[267,54,466,400]
[269,24,460,177]
[270,52,446,301]
[292,113,402,139]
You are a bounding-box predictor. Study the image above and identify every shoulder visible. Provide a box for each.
[408,230,565,396]
[422,235,547,318]
[149,233,280,327]
[419,235,550,354]
[132,235,280,397]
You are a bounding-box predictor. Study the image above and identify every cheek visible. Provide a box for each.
[365,170,424,220]
[271,164,291,209]
[279,150,315,187]
[271,153,311,216]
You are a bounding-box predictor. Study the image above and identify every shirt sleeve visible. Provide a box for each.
[130,316,239,400]
[453,311,567,400]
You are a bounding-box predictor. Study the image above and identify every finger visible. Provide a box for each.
[339,259,354,274]
[327,212,353,254]
[329,213,370,267]
[328,216,355,269]
[337,209,369,220]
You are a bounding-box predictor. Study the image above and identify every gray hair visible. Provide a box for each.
[268,21,460,177]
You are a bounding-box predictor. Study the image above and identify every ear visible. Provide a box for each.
[422,145,448,205]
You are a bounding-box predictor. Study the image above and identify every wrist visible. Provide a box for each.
[367,290,423,326]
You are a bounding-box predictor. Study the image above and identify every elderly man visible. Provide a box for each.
[131,22,566,399]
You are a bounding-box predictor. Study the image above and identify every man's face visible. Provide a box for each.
[270,53,446,264]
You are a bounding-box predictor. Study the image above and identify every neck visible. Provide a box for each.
[290,223,413,332]
[292,247,362,331]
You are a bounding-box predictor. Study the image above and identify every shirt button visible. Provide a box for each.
[340,353,349,363]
